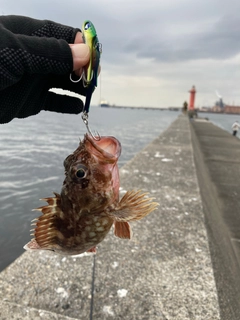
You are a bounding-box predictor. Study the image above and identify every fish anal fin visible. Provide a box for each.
[112,190,159,222]
[87,247,97,253]
[24,239,42,251]
[114,221,132,239]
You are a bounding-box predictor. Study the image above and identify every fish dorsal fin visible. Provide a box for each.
[24,193,63,252]
[111,190,159,222]
[114,221,131,239]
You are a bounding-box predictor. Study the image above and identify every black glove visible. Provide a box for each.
[0,15,86,124]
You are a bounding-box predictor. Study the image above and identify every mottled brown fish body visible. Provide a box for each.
[24,134,158,254]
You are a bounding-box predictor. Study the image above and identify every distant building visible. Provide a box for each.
[200,106,212,112]
[224,105,240,114]
[212,105,223,113]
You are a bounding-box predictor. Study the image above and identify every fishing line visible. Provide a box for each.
[99,70,102,106]
[89,254,96,320]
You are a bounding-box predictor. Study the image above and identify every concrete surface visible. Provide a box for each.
[0,115,220,319]
[0,300,79,320]
[190,119,240,319]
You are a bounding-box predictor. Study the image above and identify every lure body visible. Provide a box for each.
[82,20,101,88]
[79,20,102,139]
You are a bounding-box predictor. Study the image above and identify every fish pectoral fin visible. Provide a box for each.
[114,221,132,239]
[112,190,159,222]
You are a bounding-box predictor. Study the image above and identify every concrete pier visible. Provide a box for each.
[190,119,240,319]
[1,114,236,319]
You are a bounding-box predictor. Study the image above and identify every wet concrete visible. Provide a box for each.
[0,115,220,319]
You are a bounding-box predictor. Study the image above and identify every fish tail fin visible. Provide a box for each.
[112,190,159,222]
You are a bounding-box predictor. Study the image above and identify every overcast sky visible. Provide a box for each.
[1,0,240,108]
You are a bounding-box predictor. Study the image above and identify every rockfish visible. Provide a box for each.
[24,134,158,255]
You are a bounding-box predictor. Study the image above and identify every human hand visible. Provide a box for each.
[0,15,91,124]
[70,31,90,78]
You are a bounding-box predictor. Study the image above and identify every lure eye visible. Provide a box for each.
[75,165,88,179]
[84,22,91,30]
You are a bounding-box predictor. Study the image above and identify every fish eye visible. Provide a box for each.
[75,165,88,179]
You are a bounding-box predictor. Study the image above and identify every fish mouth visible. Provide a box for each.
[84,134,121,163]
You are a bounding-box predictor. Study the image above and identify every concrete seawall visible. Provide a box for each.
[190,119,240,319]
[0,114,234,319]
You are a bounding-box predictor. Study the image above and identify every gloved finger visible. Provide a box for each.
[0,15,80,43]
[44,91,84,114]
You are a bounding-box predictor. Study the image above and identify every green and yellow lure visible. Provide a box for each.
[82,20,102,113]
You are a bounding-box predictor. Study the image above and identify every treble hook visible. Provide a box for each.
[82,112,101,141]
[69,72,82,83]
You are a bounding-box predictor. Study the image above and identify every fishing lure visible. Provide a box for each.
[70,20,102,139]
[82,21,102,94]
[81,20,102,138]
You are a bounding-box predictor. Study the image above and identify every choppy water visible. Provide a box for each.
[0,107,178,271]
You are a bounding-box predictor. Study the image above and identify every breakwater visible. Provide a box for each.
[1,115,238,319]
[190,118,240,319]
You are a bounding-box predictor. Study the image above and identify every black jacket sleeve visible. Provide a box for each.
[0,15,86,124]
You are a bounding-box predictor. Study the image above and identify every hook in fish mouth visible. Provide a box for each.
[82,112,101,141]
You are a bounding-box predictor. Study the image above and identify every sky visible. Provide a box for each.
[1,0,240,108]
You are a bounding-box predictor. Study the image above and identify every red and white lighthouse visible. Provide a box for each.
[188,85,196,110]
